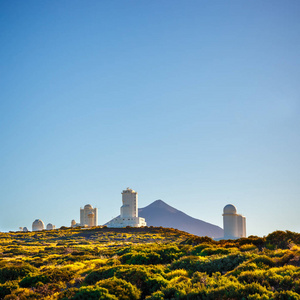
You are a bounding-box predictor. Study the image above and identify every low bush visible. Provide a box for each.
[96,277,141,300]
[0,264,37,283]
[171,253,250,275]
[71,286,117,300]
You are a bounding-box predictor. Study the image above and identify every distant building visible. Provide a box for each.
[46,223,55,230]
[223,204,246,239]
[80,204,97,227]
[19,227,28,232]
[32,219,45,231]
[71,204,98,228]
[106,188,147,228]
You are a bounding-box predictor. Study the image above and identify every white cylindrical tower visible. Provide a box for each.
[242,216,246,237]
[223,204,246,239]
[223,204,238,239]
[121,188,138,218]
[237,215,244,238]
[88,212,95,227]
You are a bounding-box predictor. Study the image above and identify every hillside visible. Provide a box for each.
[0,228,299,299]
[0,227,300,300]
[139,199,224,238]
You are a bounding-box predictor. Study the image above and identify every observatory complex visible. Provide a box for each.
[223,204,246,239]
[71,204,98,227]
[18,190,248,238]
[106,188,147,228]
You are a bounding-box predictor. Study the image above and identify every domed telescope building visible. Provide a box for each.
[46,223,56,230]
[32,219,45,231]
[223,204,246,239]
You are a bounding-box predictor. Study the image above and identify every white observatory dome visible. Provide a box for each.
[32,219,45,231]
[46,223,55,230]
[84,204,93,209]
[223,204,237,214]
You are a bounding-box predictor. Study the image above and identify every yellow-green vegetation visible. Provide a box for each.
[0,227,299,299]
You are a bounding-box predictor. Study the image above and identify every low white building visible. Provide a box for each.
[106,188,147,228]
[223,204,246,239]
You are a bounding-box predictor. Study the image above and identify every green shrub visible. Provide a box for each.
[182,236,216,246]
[85,265,168,298]
[229,262,258,276]
[240,244,257,252]
[19,274,50,287]
[2,287,40,299]
[0,282,18,299]
[19,268,76,287]
[165,269,189,280]
[273,290,300,300]
[266,231,300,249]
[238,270,269,287]
[190,244,211,255]
[252,255,275,268]
[200,247,232,256]
[71,286,117,300]
[121,252,162,265]
[0,264,37,283]
[171,253,249,275]
[96,277,141,300]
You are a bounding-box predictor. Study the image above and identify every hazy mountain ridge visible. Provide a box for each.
[139,200,223,238]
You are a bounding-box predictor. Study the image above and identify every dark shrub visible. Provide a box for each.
[252,255,275,268]
[190,244,211,255]
[171,253,250,275]
[0,264,37,283]
[273,290,300,300]
[0,282,18,299]
[20,268,76,288]
[121,252,162,265]
[85,265,167,298]
[19,274,50,287]
[266,231,300,250]
[200,247,232,256]
[97,277,141,300]
[71,286,117,300]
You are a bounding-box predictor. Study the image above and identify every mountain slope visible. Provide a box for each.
[139,200,223,238]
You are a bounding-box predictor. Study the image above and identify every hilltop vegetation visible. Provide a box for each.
[0,227,300,299]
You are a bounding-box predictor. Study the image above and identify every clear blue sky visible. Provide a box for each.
[1,1,299,236]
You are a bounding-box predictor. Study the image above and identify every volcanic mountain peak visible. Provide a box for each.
[142,199,177,213]
[139,200,223,238]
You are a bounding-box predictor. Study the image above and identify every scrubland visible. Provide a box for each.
[0,227,299,299]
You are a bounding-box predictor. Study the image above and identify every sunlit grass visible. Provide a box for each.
[0,228,299,299]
